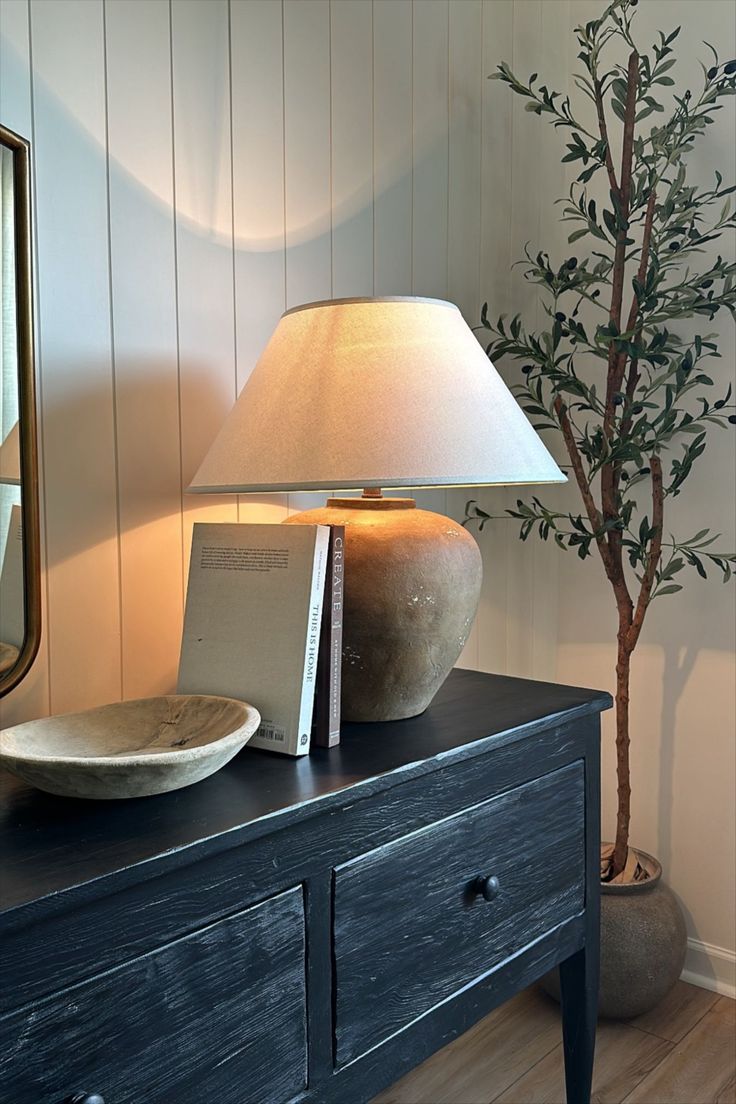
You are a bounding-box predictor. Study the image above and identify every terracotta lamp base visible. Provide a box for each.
[285,495,482,723]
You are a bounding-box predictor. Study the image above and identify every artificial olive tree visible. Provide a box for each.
[467,0,736,879]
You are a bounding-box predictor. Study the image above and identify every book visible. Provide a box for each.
[311,526,344,748]
[177,522,330,757]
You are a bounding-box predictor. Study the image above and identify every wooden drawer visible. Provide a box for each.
[333,762,585,1065]
[0,887,306,1104]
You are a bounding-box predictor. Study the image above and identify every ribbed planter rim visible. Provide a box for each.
[601,844,662,896]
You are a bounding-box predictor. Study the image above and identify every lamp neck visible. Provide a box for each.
[327,493,416,511]
[362,487,383,500]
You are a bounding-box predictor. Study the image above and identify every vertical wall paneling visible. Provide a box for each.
[411,0,449,303]
[447,0,482,323]
[467,0,515,676]
[370,0,417,520]
[283,0,331,516]
[330,0,373,298]
[229,0,287,524]
[372,0,412,297]
[105,0,184,698]
[170,0,238,578]
[503,0,542,678]
[0,0,50,724]
[445,0,483,670]
[529,0,569,680]
[1,0,569,716]
[411,0,449,520]
[283,0,331,312]
[30,0,121,713]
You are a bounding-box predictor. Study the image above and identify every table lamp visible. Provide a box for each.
[189,296,564,723]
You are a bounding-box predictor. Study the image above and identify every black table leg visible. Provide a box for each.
[559,943,598,1104]
[560,728,600,1104]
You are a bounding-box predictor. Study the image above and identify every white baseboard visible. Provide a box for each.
[681,938,736,999]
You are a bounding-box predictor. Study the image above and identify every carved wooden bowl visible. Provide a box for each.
[0,695,261,799]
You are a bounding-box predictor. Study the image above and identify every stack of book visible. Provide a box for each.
[177,522,344,757]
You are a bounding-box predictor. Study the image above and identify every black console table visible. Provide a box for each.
[0,669,610,1104]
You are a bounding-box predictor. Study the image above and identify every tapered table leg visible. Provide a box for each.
[559,939,598,1103]
[560,715,601,1103]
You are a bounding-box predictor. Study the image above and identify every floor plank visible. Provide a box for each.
[493,1021,672,1104]
[373,984,735,1104]
[372,988,562,1104]
[630,979,720,1043]
[622,997,736,1104]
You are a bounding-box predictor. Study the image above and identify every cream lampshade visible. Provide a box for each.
[189,297,565,722]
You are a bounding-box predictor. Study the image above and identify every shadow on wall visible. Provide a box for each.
[25,34,449,569]
[657,642,699,880]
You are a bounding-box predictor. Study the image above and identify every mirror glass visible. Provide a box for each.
[0,124,40,695]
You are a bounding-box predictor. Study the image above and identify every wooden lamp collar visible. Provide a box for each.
[325,488,417,511]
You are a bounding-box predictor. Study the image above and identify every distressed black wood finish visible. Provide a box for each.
[0,669,610,1104]
[0,889,307,1104]
[560,704,602,1104]
[334,762,585,1064]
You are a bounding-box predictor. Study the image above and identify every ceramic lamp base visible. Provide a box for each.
[285,497,482,722]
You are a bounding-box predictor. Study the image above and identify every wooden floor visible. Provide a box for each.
[372,982,735,1104]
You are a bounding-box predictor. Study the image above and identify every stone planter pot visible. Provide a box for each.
[542,847,687,1019]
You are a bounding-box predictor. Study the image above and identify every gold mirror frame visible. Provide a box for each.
[0,123,41,697]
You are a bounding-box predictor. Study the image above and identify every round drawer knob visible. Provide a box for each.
[474,874,501,902]
[64,1094,105,1104]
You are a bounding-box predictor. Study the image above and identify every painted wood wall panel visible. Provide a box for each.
[529,0,569,681]
[453,0,514,678]
[0,0,51,726]
[105,0,184,698]
[330,0,373,299]
[282,0,331,517]
[503,0,545,679]
[30,0,121,714]
[283,0,331,312]
[411,0,449,303]
[171,0,238,580]
[2,0,569,718]
[373,0,412,298]
[229,0,288,525]
[445,0,482,670]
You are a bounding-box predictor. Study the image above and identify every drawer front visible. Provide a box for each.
[0,886,306,1104]
[334,762,585,1064]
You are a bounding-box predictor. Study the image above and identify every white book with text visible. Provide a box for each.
[177,522,330,756]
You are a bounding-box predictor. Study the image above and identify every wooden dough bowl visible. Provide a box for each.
[0,695,261,800]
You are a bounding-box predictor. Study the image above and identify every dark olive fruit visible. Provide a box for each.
[614,395,624,406]
[724,61,736,75]
[669,241,680,251]
[554,311,566,322]
[567,257,578,269]
[707,66,719,80]
[639,466,651,475]
[621,471,630,481]
[521,365,534,374]
[631,404,643,414]
[729,414,736,424]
